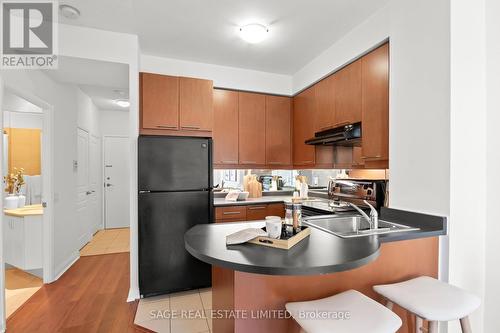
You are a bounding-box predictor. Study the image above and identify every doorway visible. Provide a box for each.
[1,88,53,319]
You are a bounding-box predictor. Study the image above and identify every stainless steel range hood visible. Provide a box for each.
[305,122,362,146]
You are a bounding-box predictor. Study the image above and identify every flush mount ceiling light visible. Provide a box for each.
[239,23,269,44]
[59,4,80,19]
[115,99,130,108]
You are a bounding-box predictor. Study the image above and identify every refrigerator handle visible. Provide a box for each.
[208,188,215,223]
[208,138,214,224]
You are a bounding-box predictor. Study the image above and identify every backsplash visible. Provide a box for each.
[213,169,388,191]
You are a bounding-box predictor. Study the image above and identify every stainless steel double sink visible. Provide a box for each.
[303,215,419,238]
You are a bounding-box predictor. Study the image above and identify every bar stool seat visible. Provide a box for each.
[285,290,402,333]
[374,276,480,321]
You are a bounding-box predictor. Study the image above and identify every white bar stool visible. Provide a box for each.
[285,290,402,333]
[374,276,481,333]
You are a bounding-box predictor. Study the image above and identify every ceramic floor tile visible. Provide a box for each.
[170,291,204,311]
[170,317,208,333]
[136,318,171,333]
[135,297,170,324]
[199,290,212,310]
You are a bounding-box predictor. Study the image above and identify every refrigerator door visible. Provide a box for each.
[139,191,212,297]
[139,136,212,191]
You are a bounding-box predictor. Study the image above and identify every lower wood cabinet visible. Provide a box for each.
[215,203,285,223]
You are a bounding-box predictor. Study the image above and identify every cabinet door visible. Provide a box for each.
[246,205,268,220]
[179,77,214,131]
[361,43,389,165]
[314,75,336,132]
[335,60,362,125]
[238,92,266,165]
[267,203,285,218]
[213,89,239,165]
[140,73,179,130]
[266,96,291,166]
[293,87,316,167]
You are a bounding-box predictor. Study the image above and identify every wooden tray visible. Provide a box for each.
[248,226,311,250]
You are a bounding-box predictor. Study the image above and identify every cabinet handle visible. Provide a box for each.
[223,211,242,215]
[267,162,284,165]
[248,206,266,210]
[240,161,258,164]
[294,161,314,165]
[221,160,238,164]
[181,125,201,129]
[361,155,382,160]
[156,125,177,129]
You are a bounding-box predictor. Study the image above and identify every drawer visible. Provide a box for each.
[267,203,285,218]
[246,205,268,220]
[217,206,247,221]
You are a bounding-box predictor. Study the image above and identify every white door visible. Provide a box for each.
[76,128,90,248]
[89,135,101,234]
[104,136,130,229]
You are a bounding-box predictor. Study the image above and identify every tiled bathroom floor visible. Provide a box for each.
[5,268,43,318]
[134,288,212,333]
[80,228,130,256]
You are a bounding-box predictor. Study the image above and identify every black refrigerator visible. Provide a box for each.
[138,136,213,297]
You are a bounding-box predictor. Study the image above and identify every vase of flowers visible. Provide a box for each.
[15,168,26,208]
[4,172,18,209]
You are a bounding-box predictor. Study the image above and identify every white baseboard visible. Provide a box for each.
[54,251,79,281]
[127,286,140,302]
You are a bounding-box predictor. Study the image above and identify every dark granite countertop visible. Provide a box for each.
[185,220,380,275]
[184,207,447,276]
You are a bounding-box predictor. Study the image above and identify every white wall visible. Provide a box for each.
[100,110,129,137]
[484,0,500,331]
[449,0,487,331]
[77,88,101,137]
[140,54,292,95]
[3,111,43,129]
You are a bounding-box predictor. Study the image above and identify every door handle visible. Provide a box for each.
[86,191,92,195]
[106,183,113,187]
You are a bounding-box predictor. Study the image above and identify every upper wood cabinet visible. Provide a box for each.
[293,87,316,167]
[361,43,389,167]
[179,77,213,131]
[140,73,213,136]
[266,95,292,166]
[335,60,362,126]
[238,92,266,165]
[314,75,336,132]
[140,73,179,130]
[213,89,239,165]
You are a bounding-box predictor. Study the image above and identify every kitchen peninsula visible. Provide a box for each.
[185,208,446,333]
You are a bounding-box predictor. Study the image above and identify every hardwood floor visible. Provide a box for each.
[6,253,151,333]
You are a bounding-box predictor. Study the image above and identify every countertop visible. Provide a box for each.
[185,220,380,275]
[4,204,44,217]
[184,207,447,275]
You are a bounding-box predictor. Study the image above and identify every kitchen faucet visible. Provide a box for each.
[348,200,379,230]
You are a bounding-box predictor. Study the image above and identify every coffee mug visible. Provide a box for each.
[265,216,282,239]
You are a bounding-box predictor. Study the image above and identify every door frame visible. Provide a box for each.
[0,81,55,330]
[102,135,129,229]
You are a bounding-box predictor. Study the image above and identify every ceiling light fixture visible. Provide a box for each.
[59,4,81,19]
[115,99,130,108]
[239,23,269,44]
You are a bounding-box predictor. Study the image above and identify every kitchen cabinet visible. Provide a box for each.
[179,77,213,131]
[293,87,316,167]
[238,92,266,166]
[3,214,42,270]
[314,75,336,132]
[335,60,362,126]
[140,73,179,130]
[266,96,292,166]
[213,89,239,165]
[215,203,285,223]
[361,43,389,168]
[140,73,213,136]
